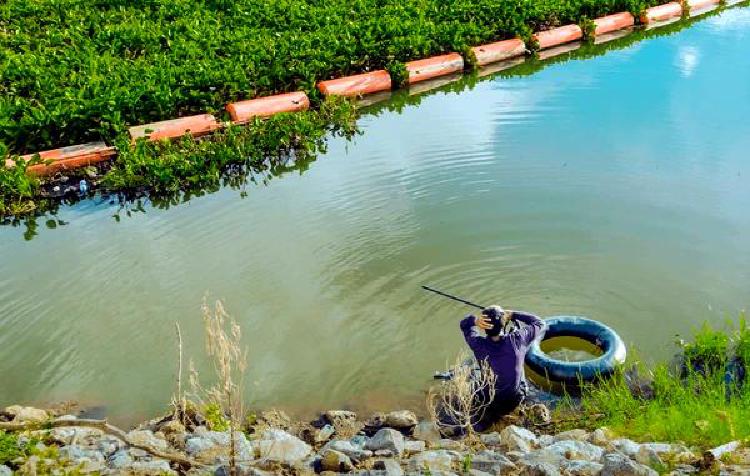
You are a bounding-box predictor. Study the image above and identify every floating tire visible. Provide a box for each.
[525,316,627,384]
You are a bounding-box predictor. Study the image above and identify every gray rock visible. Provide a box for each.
[520,462,562,476]
[413,421,441,443]
[186,430,254,463]
[708,440,741,460]
[471,451,517,474]
[257,429,311,463]
[601,452,658,476]
[404,439,425,454]
[127,429,168,452]
[128,459,177,475]
[384,410,418,428]
[373,459,403,476]
[323,439,373,463]
[321,449,354,472]
[635,445,663,467]
[500,425,538,452]
[375,449,394,457]
[58,414,78,421]
[435,438,466,451]
[0,465,11,476]
[562,460,604,476]
[553,429,589,442]
[469,471,493,476]
[479,432,502,446]
[589,428,613,446]
[538,434,555,447]
[50,427,104,446]
[365,429,404,456]
[611,439,641,458]
[544,440,604,462]
[59,444,87,461]
[407,450,457,472]
[109,449,133,469]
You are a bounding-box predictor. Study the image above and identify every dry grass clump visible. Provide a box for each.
[427,350,496,440]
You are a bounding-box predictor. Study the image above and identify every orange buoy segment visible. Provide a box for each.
[471,39,526,66]
[227,92,309,124]
[129,114,221,142]
[687,0,720,11]
[594,12,635,36]
[640,2,683,23]
[406,53,464,84]
[318,71,392,96]
[7,142,117,176]
[533,25,583,50]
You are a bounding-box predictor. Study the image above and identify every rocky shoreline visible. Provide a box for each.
[0,405,748,476]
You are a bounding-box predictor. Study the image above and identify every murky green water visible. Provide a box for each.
[1,7,749,424]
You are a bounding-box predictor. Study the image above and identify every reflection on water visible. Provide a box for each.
[1,6,749,424]
[541,336,603,362]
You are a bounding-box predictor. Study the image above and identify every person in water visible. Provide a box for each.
[460,305,544,430]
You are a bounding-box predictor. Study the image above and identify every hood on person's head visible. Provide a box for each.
[482,305,507,337]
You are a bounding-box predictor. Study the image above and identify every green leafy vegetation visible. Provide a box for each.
[0,431,22,466]
[0,156,43,217]
[103,96,357,194]
[557,319,750,448]
[1,0,667,154]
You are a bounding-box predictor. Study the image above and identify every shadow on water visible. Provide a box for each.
[3,0,746,242]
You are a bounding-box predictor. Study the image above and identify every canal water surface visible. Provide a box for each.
[1,6,749,423]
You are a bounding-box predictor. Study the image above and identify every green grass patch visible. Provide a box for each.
[1,0,665,154]
[556,318,750,448]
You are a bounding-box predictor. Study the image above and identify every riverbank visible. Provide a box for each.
[1,404,748,475]
[2,321,749,475]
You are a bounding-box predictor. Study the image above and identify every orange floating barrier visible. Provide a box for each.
[407,53,464,84]
[129,114,221,142]
[687,0,720,11]
[317,71,392,97]
[6,142,117,176]
[226,92,309,124]
[640,2,683,23]
[471,39,526,66]
[594,12,636,36]
[533,25,583,50]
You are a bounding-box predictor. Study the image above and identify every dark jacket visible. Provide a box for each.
[460,312,544,397]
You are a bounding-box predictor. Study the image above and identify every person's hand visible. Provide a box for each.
[474,315,493,330]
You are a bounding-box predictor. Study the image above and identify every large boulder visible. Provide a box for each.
[365,429,405,456]
[257,429,311,464]
[0,466,11,476]
[600,452,658,476]
[384,411,418,428]
[500,425,538,452]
